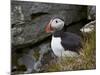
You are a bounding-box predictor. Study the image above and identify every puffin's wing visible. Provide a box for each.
[61,32,82,52]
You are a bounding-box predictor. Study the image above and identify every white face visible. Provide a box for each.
[51,18,64,31]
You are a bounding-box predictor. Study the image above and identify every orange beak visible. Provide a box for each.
[45,21,54,33]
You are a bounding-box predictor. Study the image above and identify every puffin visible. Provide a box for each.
[45,18,82,57]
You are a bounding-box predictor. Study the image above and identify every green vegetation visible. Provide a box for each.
[33,48,40,61]
[44,30,96,72]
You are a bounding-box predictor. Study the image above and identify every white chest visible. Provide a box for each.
[51,36,78,57]
[51,36,64,57]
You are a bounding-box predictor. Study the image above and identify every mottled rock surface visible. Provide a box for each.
[88,6,96,20]
[11,1,87,48]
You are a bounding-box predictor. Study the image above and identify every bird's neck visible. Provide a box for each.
[53,30,63,37]
[52,24,66,37]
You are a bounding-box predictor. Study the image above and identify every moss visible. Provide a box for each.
[33,48,40,61]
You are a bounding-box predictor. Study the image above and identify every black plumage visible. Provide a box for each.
[53,30,82,53]
[61,32,82,52]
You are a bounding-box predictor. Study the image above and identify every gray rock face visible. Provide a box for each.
[80,20,96,32]
[11,1,87,48]
[15,42,53,73]
[88,6,96,20]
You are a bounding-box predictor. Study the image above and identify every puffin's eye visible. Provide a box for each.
[55,20,58,23]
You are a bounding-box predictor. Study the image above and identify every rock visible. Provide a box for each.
[11,27,23,36]
[11,1,87,48]
[88,6,96,20]
[11,1,87,25]
[80,20,96,33]
[15,42,52,73]
[18,54,35,73]
[33,60,42,72]
[11,5,25,25]
[80,6,96,33]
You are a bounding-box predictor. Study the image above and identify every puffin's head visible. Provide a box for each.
[45,18,64,33]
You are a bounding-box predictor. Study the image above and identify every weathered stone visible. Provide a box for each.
[16,42,52,73]
[18,54,35,73]
[88,6,96,20]
[80,20,96,32]
[11,1,87,48]
[11,5,25,25]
